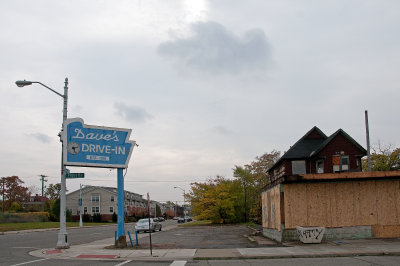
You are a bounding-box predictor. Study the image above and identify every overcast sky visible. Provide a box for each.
[1,0,399,204]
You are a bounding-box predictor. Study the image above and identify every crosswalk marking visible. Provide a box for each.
[170,261,187,266]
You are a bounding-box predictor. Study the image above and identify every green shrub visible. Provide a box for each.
[93,213,101,222]
[82,213,91,222]
[112,212,117,223]
[9,202,23,213]
[127,216,136,223]
[0,212,49,223]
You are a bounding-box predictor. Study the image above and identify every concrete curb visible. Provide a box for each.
[0,223,118,235]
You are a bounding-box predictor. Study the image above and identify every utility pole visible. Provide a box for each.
[365,110,371,171]
[1,177,5,213]
[39,175,48,211]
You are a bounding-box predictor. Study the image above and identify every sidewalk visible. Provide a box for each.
[29,235,400,261]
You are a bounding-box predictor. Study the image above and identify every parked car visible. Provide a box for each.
[135,218,162,233]
[156,217,165,222]
[185,216,192,222]
[177,217,185,223]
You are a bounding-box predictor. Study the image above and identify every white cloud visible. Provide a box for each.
[158,21,271,74]
[26,133,53,144]
[114,102,153,123]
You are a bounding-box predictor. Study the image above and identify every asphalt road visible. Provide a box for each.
[2,221,400,266]
[137,224,266,249]
[0,220,178,266]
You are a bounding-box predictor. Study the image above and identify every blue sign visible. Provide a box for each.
[62,118,135,168]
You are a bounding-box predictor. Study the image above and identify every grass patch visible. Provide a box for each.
[178,220,212,227]
[0,222,113,232]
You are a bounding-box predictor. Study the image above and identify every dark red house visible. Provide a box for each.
[268,127,367,183]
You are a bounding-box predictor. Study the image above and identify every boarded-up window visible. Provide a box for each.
[292,160,306,174]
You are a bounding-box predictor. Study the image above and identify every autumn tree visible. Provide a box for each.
[2,176,30,211]
[233,150,281,223]
[187,150,281,224]
[188,176,243,223]
[362,144,400,171]
[45,183,62,200]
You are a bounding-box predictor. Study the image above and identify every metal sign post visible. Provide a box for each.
[61,117,136,248]
[147,192,153,256]
[117,168,125,244]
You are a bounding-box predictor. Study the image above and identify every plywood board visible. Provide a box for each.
[372,225,400,238]
[335,183,355,226]
[358,181,377,225]
[306,183,328,227]
[261,186,281,230]
[376,180,399,225]
[284,183,308,229]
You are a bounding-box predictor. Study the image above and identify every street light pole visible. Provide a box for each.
[174,186,185,217]
[15,78,69,249]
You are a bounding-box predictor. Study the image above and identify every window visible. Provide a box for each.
[111,196,114,202]
[84,206,87,213]
[91,194,100,202]
[92,206,100,213]
[292,160,306,174]
[316,159,324,174]
[341,156,349,171]
[333,155,349,172]
[110,207,114,213]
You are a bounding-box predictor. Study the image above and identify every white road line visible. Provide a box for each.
[170,261,187,266]
[10,258,48,266]
[11,247,38,249]
[114,260,132,266]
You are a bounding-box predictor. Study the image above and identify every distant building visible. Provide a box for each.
[66,186,153,222]
[23,194,49,212]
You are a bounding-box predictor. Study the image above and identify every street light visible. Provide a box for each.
[15,78,69,249]
[174,186,185,217]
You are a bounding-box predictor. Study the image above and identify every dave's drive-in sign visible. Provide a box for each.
[61,118,135,168]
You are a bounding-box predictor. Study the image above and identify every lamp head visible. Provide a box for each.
[15,80,33,87]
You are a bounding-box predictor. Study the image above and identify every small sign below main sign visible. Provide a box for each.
[61,118,136,168]
[66,173,85,178]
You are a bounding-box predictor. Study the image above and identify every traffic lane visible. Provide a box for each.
[13,259,173,266]
[0,224,125,266]
[136,225,262,249]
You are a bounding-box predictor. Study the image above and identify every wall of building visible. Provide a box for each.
[318,133,364,173]
[261,185,282,231]
[66,187,117,216]
[282,180,400,238]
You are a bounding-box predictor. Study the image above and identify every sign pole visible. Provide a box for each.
[79,184,83,227]
[116,168,126,247]
[57,78,69,249]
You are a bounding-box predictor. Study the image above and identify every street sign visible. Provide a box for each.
[66,173,85,178]
[61,118,136,168]
[78,198,82,206]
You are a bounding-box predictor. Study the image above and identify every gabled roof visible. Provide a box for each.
[280,126,327,160]
[312,128,367,156]
[269,126,366,171]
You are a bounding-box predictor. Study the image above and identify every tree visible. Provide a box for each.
[362,144,400,171]
[156,204,162,217]
[2,176,30,211]
[45,183,62,200]
[188,176,242,223]
[233,150,281,223]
